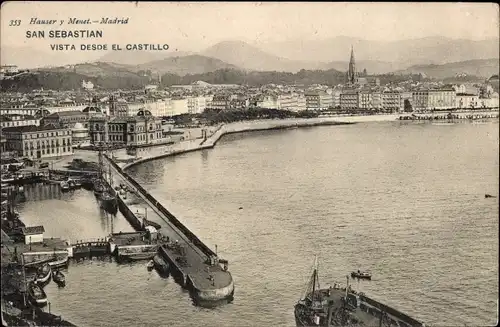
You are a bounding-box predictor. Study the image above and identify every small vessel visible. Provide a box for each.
[351,270,372,280]
[60,180,70,192]
[35,263,52,284]
[28,281,48,306]
[52,270,66,287]
[100,191,118,214]
[147,260,155,271]
[48,256,69,269]
[294,257,424,327]
[153,253,170,274]
[485,194,496,198]
[93,179,105,196]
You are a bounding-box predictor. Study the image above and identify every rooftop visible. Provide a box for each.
[21,226,45,235]
[1,123,67,133]
[47,110,85,118]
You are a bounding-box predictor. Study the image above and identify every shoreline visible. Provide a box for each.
[118,118,356,170]
[116,112,498,170]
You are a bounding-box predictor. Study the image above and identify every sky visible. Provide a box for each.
[0,2,499,66]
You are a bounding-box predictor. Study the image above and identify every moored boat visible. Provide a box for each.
[28,281,48,306]
[100,191,118,215]
[351,270,372,280]
[60,181,70,192]
[52,270,66,286]
[294,258,424,327]
[48,256,69,269]
[35,263,52,284]
[93,180,105,195]
[153,253,170,274]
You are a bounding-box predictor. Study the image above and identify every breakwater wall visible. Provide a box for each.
[105,155,217,259]
[120,118,354,170]
[116,194,143,231]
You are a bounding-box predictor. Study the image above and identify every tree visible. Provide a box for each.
[404,99,413,112]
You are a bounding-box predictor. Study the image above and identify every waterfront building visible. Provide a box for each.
[255,96,279,110]
[0,114,40,129]
[41,111,89,129]
[428,89,456,110]
[331,90,342,109]
[144,99,169,117]
[210,95,233,110]
[125,111,165,146]
[456,94,480,109]
[382,91,403,112]
[89,110,164,146]
[170,99,189,116]
[305,91,332,110]
[21,226,45,244]
[88,115,127,145]
[187,97,207,114]
[2,124,73,159]
[340,91,359,111]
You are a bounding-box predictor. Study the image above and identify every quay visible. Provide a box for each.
[104,155,235,304]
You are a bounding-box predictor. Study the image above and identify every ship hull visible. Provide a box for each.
[100,197,118,215]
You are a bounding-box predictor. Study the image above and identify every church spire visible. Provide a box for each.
[347,45,357,85]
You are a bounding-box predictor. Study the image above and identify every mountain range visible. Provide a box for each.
[2,36,498,79]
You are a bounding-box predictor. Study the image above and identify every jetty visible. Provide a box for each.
[103,154,235,304]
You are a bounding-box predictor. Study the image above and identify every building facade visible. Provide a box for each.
[340,91,359,111]
[0,114,40,129]
[41,111,89,129]
[2,124,73,159]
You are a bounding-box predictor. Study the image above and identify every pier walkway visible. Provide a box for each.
[102,155,234,300]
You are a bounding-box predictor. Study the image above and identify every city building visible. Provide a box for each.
[210,95,233,110]
[187,97,207,114]
[381,91,403,112]
[1,65,19,74]
[2,124,73,159]
[340,91,359,111]
[81,80,94,90]
[41,111,89,129]
[456,94,479,109]
[71,122,90,146]
[305,91,332,110]
[88,110,165,147]
[0,114,40,129]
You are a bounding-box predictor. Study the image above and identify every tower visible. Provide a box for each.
[347,46,357,85]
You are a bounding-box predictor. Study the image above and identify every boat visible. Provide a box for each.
[100,191,118,214]
[28,281,48,306]
[35,263,51,285]
[52,270,66,287]
[118,251,156,262]
[294,258,425,327]
[152,253,170,274]
[48,256,69,269]
[351,270,372,280]
[147,260,155,271]
[93,179,105,195]
[96,148,118,215]
[60,180,70,192]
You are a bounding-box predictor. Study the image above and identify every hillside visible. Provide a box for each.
[200,41,326,72]
[159,68,347,87]
[44,62,144,78]
[98,50,194,65]
[135,55,242,75]
[0,70,149,92]
[258,36,500,66]
[395,59,499,79]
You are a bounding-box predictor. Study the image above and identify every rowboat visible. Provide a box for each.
[28,281,48,306]
[53,270,66,287]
